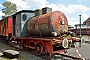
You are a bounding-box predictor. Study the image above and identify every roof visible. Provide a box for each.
[12,10,35,16]
[0,16,12,20]
[83,17,90,23]
[74,24,86,27]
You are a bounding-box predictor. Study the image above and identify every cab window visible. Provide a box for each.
[22,14,27,21]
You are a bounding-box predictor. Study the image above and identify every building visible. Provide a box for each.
[69,17,90,35]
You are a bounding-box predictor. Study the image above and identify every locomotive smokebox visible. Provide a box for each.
[27,11,68,37]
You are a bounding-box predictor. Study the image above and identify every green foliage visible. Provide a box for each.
[2,16,6,19]
[63,34,72,38]
[2,1,17,17]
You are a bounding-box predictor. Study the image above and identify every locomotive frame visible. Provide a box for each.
[0,7,80,57]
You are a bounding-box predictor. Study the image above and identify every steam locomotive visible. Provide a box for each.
[0,7,80,57]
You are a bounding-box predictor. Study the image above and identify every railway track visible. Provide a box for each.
[0,38,84,60]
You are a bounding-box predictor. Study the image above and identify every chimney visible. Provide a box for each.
[42,7,52,14]
[35,9,42,16]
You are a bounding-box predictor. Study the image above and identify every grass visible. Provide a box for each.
[18,54,24,60]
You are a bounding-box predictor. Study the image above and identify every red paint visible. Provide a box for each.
[0,16,12,37]
[12,37,63,57]
[8,17,12,36]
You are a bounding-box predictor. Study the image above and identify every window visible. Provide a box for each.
[61,20,65,25]
[22,14,27,21]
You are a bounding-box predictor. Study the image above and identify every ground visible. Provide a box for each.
[0,39,90,60]
[67,43,90,60]
[0,39,45,60]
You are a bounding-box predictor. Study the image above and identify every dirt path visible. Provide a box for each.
[0,39,44,60]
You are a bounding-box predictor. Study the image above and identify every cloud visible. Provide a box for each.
[25,0,46,9]
[6,0,90,14]
[81,13,89,22]
[7,0,30,10]
[46,3,61,11]
[7,0,47,10]
[0,0,89,26]
[0,11,5,16]
[66,4,90,13]
[0,4,2,7]
[67,16,78,26]
[67,17,76,21]
[66,13,89,26]
[47,3,90,14]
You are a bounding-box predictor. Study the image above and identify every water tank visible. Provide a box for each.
[26,11,68,37]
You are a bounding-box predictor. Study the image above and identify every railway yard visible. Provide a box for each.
[0,38,90,60]
[0,7,90,60]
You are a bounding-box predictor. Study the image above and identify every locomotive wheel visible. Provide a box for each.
[35,43,44,55]
[22,41,27,49]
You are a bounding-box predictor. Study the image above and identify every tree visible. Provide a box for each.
[2,1,17,18]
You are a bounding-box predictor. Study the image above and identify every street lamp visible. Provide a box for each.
[79,15,82,47]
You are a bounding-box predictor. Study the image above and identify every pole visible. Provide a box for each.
[79,15,82,47]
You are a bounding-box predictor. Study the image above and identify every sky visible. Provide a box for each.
[0,0,90,26]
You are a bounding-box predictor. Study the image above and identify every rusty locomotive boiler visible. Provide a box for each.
[27,10,68,37]
[0,7,80,57]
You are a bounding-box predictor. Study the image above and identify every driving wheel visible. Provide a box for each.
[35,43,44,55]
